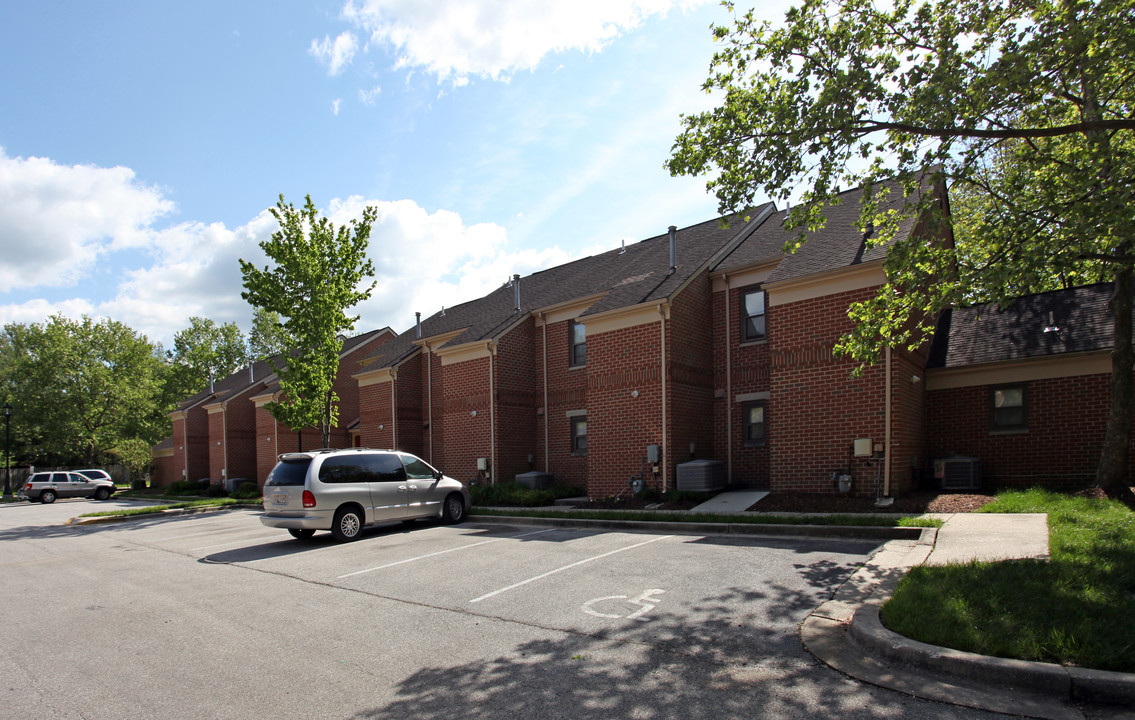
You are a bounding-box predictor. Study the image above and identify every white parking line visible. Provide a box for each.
[338,528,555,579]
[145,525,252,542]
[469,535,672,604]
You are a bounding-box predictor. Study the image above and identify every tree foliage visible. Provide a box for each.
[248,307,295,361]
[667,0,1135,496]
[165,316,249,402]
[239,195,377,446]
[1,315,167,466]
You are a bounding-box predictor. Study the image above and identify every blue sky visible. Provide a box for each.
[0,0,794,347]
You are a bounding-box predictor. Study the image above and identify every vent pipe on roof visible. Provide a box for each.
[248,362,254,385]
[620,239,626,255]
[668,225,677,275]
[208,374,214,394]
[441,306,446,317]
[415,312,421,339]
[513,274,521,312]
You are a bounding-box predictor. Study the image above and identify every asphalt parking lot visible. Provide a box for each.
[0,500,1012,719]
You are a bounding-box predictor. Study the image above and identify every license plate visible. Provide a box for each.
[272,494,289,505]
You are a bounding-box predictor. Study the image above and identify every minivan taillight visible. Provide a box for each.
[302,490,316,508]
[25,482,32,490]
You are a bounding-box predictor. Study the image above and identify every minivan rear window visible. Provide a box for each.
[265,458,311,486]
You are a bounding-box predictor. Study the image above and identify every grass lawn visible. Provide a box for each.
[880,489,1135,673]
[79,497,251,517]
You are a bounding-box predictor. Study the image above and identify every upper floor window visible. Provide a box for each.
[570,320,586,366]
[742,288,766,342]
[990,384,1028,432]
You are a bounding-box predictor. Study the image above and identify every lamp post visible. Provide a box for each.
[3,402,11,499]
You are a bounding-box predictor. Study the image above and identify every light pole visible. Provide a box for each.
[3,402,11,499]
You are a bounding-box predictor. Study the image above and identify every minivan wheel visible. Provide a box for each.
[331,507,363,542]
[288,528,316,540]
[442,493,466,524]
[95,487,111,501]
[40,490,56,504]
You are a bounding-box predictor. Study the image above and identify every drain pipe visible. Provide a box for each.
[540,312,549,472]
[488,341,497,485]
[659,302,670,493]
[724,274,733,483]
[884,345,892,498]
[390,371,397,449]
[426,343,434,463]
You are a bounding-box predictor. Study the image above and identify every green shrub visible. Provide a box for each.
[231,481,261,500]
[203,483,228,498]
[165,479,205,496]
[470,481,581,507]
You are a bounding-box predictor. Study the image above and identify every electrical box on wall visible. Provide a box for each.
[476,458,488,471]
[647,445,660,463]
[853,438,873,457]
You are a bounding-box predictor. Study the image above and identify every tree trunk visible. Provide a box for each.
[1095,270,1135,507]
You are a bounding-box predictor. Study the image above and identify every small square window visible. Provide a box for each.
[570,320,586,367]
[742,401,767,447]
[571,416,587,455]
[741,288,766,341]
[990,384,1028,431]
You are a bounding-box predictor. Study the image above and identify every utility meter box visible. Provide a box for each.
[646,445,660,463]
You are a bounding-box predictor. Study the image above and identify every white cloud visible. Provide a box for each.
[309,31,359,75]
[340,0,708,82]
[358,84,382,106]
[0,182,586,346]
[0,148,174,290]
[332,98,342,115]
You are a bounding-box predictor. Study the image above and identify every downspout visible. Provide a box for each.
[884,345,892,497]
[222,404,228,482]
[426,343,434,463]
[273,412,278,459]
[489,341,497,486]
[390,372,397,449]
[659,302,669,493]
[724,274,733,483]
[540,312,549,472]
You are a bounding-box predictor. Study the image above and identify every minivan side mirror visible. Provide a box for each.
[434,471,444,481]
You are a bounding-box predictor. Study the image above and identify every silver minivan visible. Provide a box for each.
[260,448,470,542]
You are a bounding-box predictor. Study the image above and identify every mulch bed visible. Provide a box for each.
[579,490,998,513]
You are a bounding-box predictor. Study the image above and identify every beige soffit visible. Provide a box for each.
[711,259,780,292]
[153,447,174,458]
[356,366,397,388]
[413,327,466,351]
[168,409,187,421]
[204,402,226,414]
[250,391,277,407]
[584,300,669,336]
[534,293,606,326]
[765,261,886,307]
[926,351,1111,391]
[436,340,495,367]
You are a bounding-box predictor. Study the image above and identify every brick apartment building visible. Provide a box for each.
[155,177,1134,497]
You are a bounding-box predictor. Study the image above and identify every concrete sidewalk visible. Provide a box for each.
[801,512,1135,719]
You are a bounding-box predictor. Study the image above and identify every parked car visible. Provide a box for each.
[24,471,116,503]
[260,448,470,542]
[74,468,113,483]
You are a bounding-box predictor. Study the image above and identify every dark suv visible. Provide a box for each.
[24,471,116,503]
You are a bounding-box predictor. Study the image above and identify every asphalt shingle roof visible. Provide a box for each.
[714,178,924,282]
[927,283,1126,368]
[359,208,773,370]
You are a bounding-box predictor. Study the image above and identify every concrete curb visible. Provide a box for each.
[67,503,260,525]
[802,530,1135,716]
[470,512,926,540]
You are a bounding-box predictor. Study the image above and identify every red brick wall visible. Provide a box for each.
[541,318,589,490]
[152,453,176,489]
[395,355,425,458]
[668,277,717,481]
[440,355,493,485]
[358,380,395,451]
[924,373,1131,490]
[208,410,225,483]
[177,408,210,483]
[225,397,257,481]
[586,320,664,498]
[713,283,773,487]
[495,320,540,482]
[889,350,927,495]
[254,403,279,488]
[768,287,887,495]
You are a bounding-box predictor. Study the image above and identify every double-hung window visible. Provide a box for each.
[742,401,767,447]
[741,288,766,342]
[990,384,1028,432]
[570,320,586,367]
[570,415,587,455]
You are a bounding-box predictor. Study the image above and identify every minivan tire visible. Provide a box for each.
[95,487,111,501]
[331,507,363,542]
[40,490,56,504]
[442,493,466,524]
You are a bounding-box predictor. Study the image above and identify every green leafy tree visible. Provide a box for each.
[667,0,1135,500]
[1,316,166,465]
[165,317,249,401]
[110,436,155,489]
[239,194,377,447]
[248,308,295,361]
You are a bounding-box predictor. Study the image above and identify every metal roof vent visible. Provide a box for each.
[513,274,521,312]
[415,312,421,339]
[668,225,677,275]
